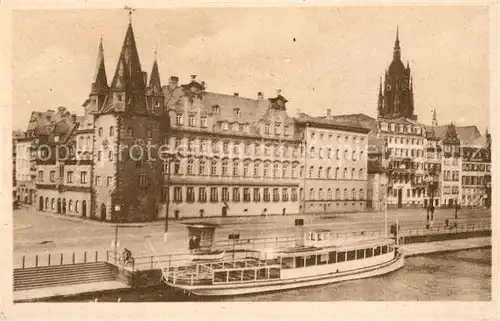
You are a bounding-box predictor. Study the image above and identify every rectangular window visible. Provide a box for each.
[263,188,270,202]
[199,160,206,175]
[138,175,148,187]
[284,125,289,136]
[186,187,195,202]
[200,116,208,128]
[198,187,207,202]
[273,188,279,202]
[67,171,73,183]
[222,187,229,202]
[274,122,281,134]
[211,161,217,176]
[80,171,87,184]
[253,188,261,202]
[188,115,195,127]
[174,187,182,202]
[243,163,249,177]
[337,252,346,262]
[107,176,112,187]
[282,188,289,201]
[232,188,240,202]
[38,171,43,182]
[50,171,55,182]
[243,188,251,202]
[291,188,297,202]
[374,246,381,256]
[210,187,218,202]
[176,113,183,125]
[95,176,101,186]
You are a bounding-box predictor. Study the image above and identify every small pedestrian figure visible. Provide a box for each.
[282,208,286,216]
[188,236,195,252]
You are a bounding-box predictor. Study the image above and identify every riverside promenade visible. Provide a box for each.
[14,234,492,302]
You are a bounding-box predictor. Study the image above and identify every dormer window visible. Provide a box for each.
[54,136,60,143]
[234,108,240,115]
[390,124,395,132]
[407,126,411,133]
[274,122,281,135]
[212,105,220,114]
[154,100,160,108]
[243,124,250,133]
[284,125,289,136]
[265,123,270,134]
[188,115,195,127]
[176,113,184,125]
[381,122,388,131]
[222,122,228,131]
[232,123,239,131]
[200,116,208,128]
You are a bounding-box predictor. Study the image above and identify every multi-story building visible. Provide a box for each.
[163,81,302,218]
[14,132,35,204]
[295,111,369,213]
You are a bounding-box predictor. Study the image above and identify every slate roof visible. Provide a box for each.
[430,125,481,145]
[294,113,371,134]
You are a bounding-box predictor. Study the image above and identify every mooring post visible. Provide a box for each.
[35,255,38,268]
[72,252,75,264]
[22,256,25,269]
[84,251,87,263]
[60,253,63,265]
[95,251,98,262]
[48,253,51,266]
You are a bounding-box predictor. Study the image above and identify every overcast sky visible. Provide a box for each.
[12,6,489,133]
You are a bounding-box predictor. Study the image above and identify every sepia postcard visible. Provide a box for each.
[1,1,498,321]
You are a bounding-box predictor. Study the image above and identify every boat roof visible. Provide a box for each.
[307,229,331,233]
[276,238,395,257]
[182,222,219,228]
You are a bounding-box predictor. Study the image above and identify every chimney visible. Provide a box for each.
[327,109,331,117]
[169,76,179,90]
[234,93,239,97]
[295,219,304,247]
[257,92,264,100]
[191,75,197,81]
[201,81,206,88]
[57,106,66,113]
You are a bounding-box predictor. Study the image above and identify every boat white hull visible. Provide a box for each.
[191,251,225,261]
[168,252,404,297]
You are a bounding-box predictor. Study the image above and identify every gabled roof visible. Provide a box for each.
[431,124,481,145]
[325,113,378,132]
[294,113,371,134]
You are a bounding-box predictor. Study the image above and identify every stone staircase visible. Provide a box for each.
[14,262,117,291]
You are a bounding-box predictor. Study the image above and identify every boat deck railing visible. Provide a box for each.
[164,257,283,286]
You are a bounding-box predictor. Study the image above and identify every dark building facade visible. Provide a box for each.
[378,29,416,121]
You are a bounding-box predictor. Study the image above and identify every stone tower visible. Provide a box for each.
[378,28,416,120]
[90,22,163,222]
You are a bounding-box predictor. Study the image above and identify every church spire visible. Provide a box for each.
[147,57,162,95]
[91,37,108,94]
[393,26,401,61]
[432,108,438,127]
[110,21,145,91]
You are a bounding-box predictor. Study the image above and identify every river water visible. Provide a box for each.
[55,249,491,302]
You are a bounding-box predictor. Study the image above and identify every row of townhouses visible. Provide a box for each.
[13,22,491,222]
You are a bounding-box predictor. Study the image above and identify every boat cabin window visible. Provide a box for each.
[317,233,322,241]
[243,269,255,281]
[382,245,388,254]
[257,268,268,280]
[347,250,356,261]
[337,252,346,262]
[366,248,373,258]
[295,256,305,268]
[388,246,393,252]
[281,257,294,269]
[311,233,316,241]
[305,255,316,267]
[229,270,241,282]
[269,268,280,279]
[214,271,228,282]
[317,254,328,265]
[328,251,337,264]
[356,249,365,259]
[374,246,381,256]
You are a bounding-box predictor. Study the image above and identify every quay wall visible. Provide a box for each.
[401,230,491,245]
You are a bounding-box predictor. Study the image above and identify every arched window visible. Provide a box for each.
[335,189,340,200]
[187,158,194,175]
[45,197,49,209]
[360,151,364,161]
[318,167,323,178]
[300,166,304,178]
[222,160,229,176]
[309,166,314,178]
[326,167,332,179]
[254,161,261,177]
[352,151,357,161]
[359,189,365,200]
[211,160,218,176]
[309,188,315,200]
[282,163,288,178]
[327,188,332,200]
[344,149,349,160]
[343,168,348,179]
[109,126,114,136]
[351,168,356,179]
[318,188,324,200]
[335,167,339,179]
[68,200,73,212]
[351,188,356,200]
[75,200,79,213]
[343,188,348,200]
[336,149,340,159]
[328,148,333,159]
[273,163,280,178]
[51,198,55,209]
[233,160,240,176]
[359,169,364,180]
[318,148,323,159]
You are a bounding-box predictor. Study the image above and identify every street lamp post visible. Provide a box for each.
[113,204,121,264]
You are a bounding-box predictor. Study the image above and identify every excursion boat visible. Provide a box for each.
[164,219,404,296]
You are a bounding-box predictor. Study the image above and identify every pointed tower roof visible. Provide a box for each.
[147,58,162,95]
[432,108,438,127]
[393,26,401,60]
[91,38,108,94]
[110,22,145,91]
